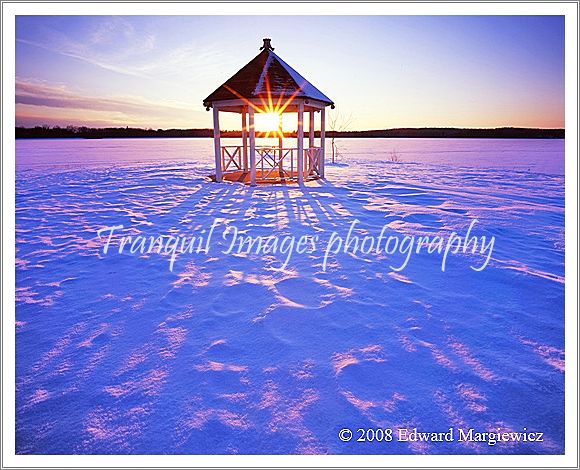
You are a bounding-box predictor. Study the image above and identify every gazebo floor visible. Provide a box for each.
[210,170,321,185]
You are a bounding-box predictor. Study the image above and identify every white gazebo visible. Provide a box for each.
[203,38,334,185]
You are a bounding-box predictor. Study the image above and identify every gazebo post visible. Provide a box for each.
[213,106,222,182]
[309,110,315,177]
[278,114,283,173]
[241,107,248,172]
[320,107,326,179]
[297,101,304,184]
[248,106,256,186]
[308,110,315,149]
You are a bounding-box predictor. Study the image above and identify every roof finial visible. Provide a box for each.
[260,38,274,51]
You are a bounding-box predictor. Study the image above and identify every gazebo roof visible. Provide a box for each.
[203,38,334,109]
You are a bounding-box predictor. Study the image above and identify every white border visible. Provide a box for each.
[2,2,578,468]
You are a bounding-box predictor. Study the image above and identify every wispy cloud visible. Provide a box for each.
[17,16,158,78]
[16,16,227,83]
[17,37,150,78]
[15,16,236,127]
[16,79,204,127]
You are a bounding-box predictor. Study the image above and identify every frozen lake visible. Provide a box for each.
[16,137,564,175]
[15,138,565,454]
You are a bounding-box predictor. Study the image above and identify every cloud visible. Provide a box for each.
[16,16,226,82]
[17,16,157,78]
[17,80,170,113]
[17,37,150,78]
[15,79,205,128]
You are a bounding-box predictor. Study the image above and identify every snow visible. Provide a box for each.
[15,138,564,454]
[266,51,334,104]
[253,53,274,96]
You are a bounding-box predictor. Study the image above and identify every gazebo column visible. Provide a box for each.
[248,106,256,186]
[241,107,248,172]
[278,114,284,173]
[213,106,222,182]
[308,110,315,149]
[297,101,304,184]
[308,110,315,178]
[320,107,326,179]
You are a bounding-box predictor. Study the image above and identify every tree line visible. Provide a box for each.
[16,125,564,139]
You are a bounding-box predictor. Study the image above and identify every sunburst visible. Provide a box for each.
[255,112,280,133]
[224,75,306,140]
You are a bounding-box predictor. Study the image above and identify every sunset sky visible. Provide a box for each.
[16,15,565,130]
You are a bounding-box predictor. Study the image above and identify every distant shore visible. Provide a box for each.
[15,126,564,140]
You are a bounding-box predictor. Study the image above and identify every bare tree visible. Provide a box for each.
[389,150,402,162]
[328,108,353,164]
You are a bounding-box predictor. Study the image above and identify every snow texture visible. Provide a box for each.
[15,138,564,454]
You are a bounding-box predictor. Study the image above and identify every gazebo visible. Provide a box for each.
[203,38,334,185]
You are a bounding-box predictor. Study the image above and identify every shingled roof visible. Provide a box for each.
[203,39,334,109]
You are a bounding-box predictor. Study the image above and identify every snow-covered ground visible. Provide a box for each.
[15,138,564,454]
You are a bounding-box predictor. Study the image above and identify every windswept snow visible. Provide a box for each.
[15,138,564,454]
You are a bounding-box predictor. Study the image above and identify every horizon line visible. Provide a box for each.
[15,125,566,132]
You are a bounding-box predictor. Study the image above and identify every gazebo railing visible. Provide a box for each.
[221,146,243,172]
[221,145,321,181]
[304,147,322,176]
[256,146,294,180]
